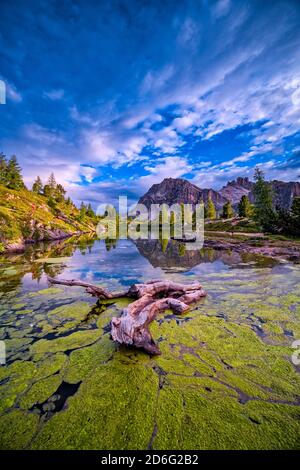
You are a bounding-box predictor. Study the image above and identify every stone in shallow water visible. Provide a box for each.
[47,301,92,322]
[64,336,115,384]
[0,361,37,413]
[30,328,102,356]
[36,287,64,295]
[34,352,68,377]
[19,374,62,409]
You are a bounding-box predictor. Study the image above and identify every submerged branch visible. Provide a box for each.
[48,276,207,355]
[47,276,128,299]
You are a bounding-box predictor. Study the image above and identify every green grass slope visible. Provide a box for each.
[205,217,260,233]
[0,185,97,250]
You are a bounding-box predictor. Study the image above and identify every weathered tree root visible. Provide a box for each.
[48,277,207,355]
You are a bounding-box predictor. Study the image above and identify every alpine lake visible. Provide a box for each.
[0,235,300,450]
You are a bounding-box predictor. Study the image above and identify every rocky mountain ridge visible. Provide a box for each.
[139,176,300,211]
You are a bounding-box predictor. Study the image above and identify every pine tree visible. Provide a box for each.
[290,197,300,236]
[48,172,57,189]
[79,202,87,221]
[275,197,300,237]
[48,196,57,210]
[32,176,43,194]
[55,183,66,202]
[291,197,300,220]
[238,195,252,217]
[0,152,7,186]
[43,184,51,197]
[253,167,277,231]
[222,201,234,219]
[86,203,94,217]
[44,173,58,198]
[206,197,216,219]
[6,155,25,190]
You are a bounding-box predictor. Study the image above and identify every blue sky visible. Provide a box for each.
[0,0,300,207]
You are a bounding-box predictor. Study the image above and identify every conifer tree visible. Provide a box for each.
[55,183,66,202]
[290,197,300,236]
[43,184,51,197]
[238,195,252,217]
[44,173,58,198]
[32,176,43,194]
[0,152,7,186]
[48,172,57,189]
[291,196,300,220]
[206,197,216,219]
[253,168,277,231]
[221,201,234,219]
[79,202,87,220]
[6,155,25,189]
[86,203,95,217]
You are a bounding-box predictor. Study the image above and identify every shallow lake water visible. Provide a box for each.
[0,237,300,449]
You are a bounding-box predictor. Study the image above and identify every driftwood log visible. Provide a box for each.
[48,277,207,355]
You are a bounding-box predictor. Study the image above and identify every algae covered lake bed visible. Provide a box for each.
[0,238,300,450]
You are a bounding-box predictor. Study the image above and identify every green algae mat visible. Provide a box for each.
[0,239,300,449]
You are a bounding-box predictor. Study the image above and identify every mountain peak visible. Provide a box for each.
[227,177,252,188]
[139,177,227,209]
[138,176,300,211]
[219,177,254,205]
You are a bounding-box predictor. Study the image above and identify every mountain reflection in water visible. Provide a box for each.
[133,238,278,271]
[0,236,278,296]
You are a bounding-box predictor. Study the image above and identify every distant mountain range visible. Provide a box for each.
[138,176,300,211]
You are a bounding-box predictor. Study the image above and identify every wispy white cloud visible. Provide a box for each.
[212,0,231,19]
[139,156,192,189]
[23,123,65,145]
[44,89,65,100]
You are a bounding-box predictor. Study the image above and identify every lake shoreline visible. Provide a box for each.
[4,233,300,265]
[204,234,300,263]
[2,230,95,254]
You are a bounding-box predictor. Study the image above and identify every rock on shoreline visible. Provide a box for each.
[3,229,87,253]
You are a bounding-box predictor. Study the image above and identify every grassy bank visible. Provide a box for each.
[0,185,97,251]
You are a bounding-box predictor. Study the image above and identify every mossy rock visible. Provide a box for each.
[64,336,115,383]
[0,361,37,413]
[15,309,33,315]
[19,374,62,409]
[35,353,68,379]
[36,287,64,295]
[47,301,92,322]
[0,410,39,449]
[30,329,102,356]
[31,362,158,449]
[153,389,300,449]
